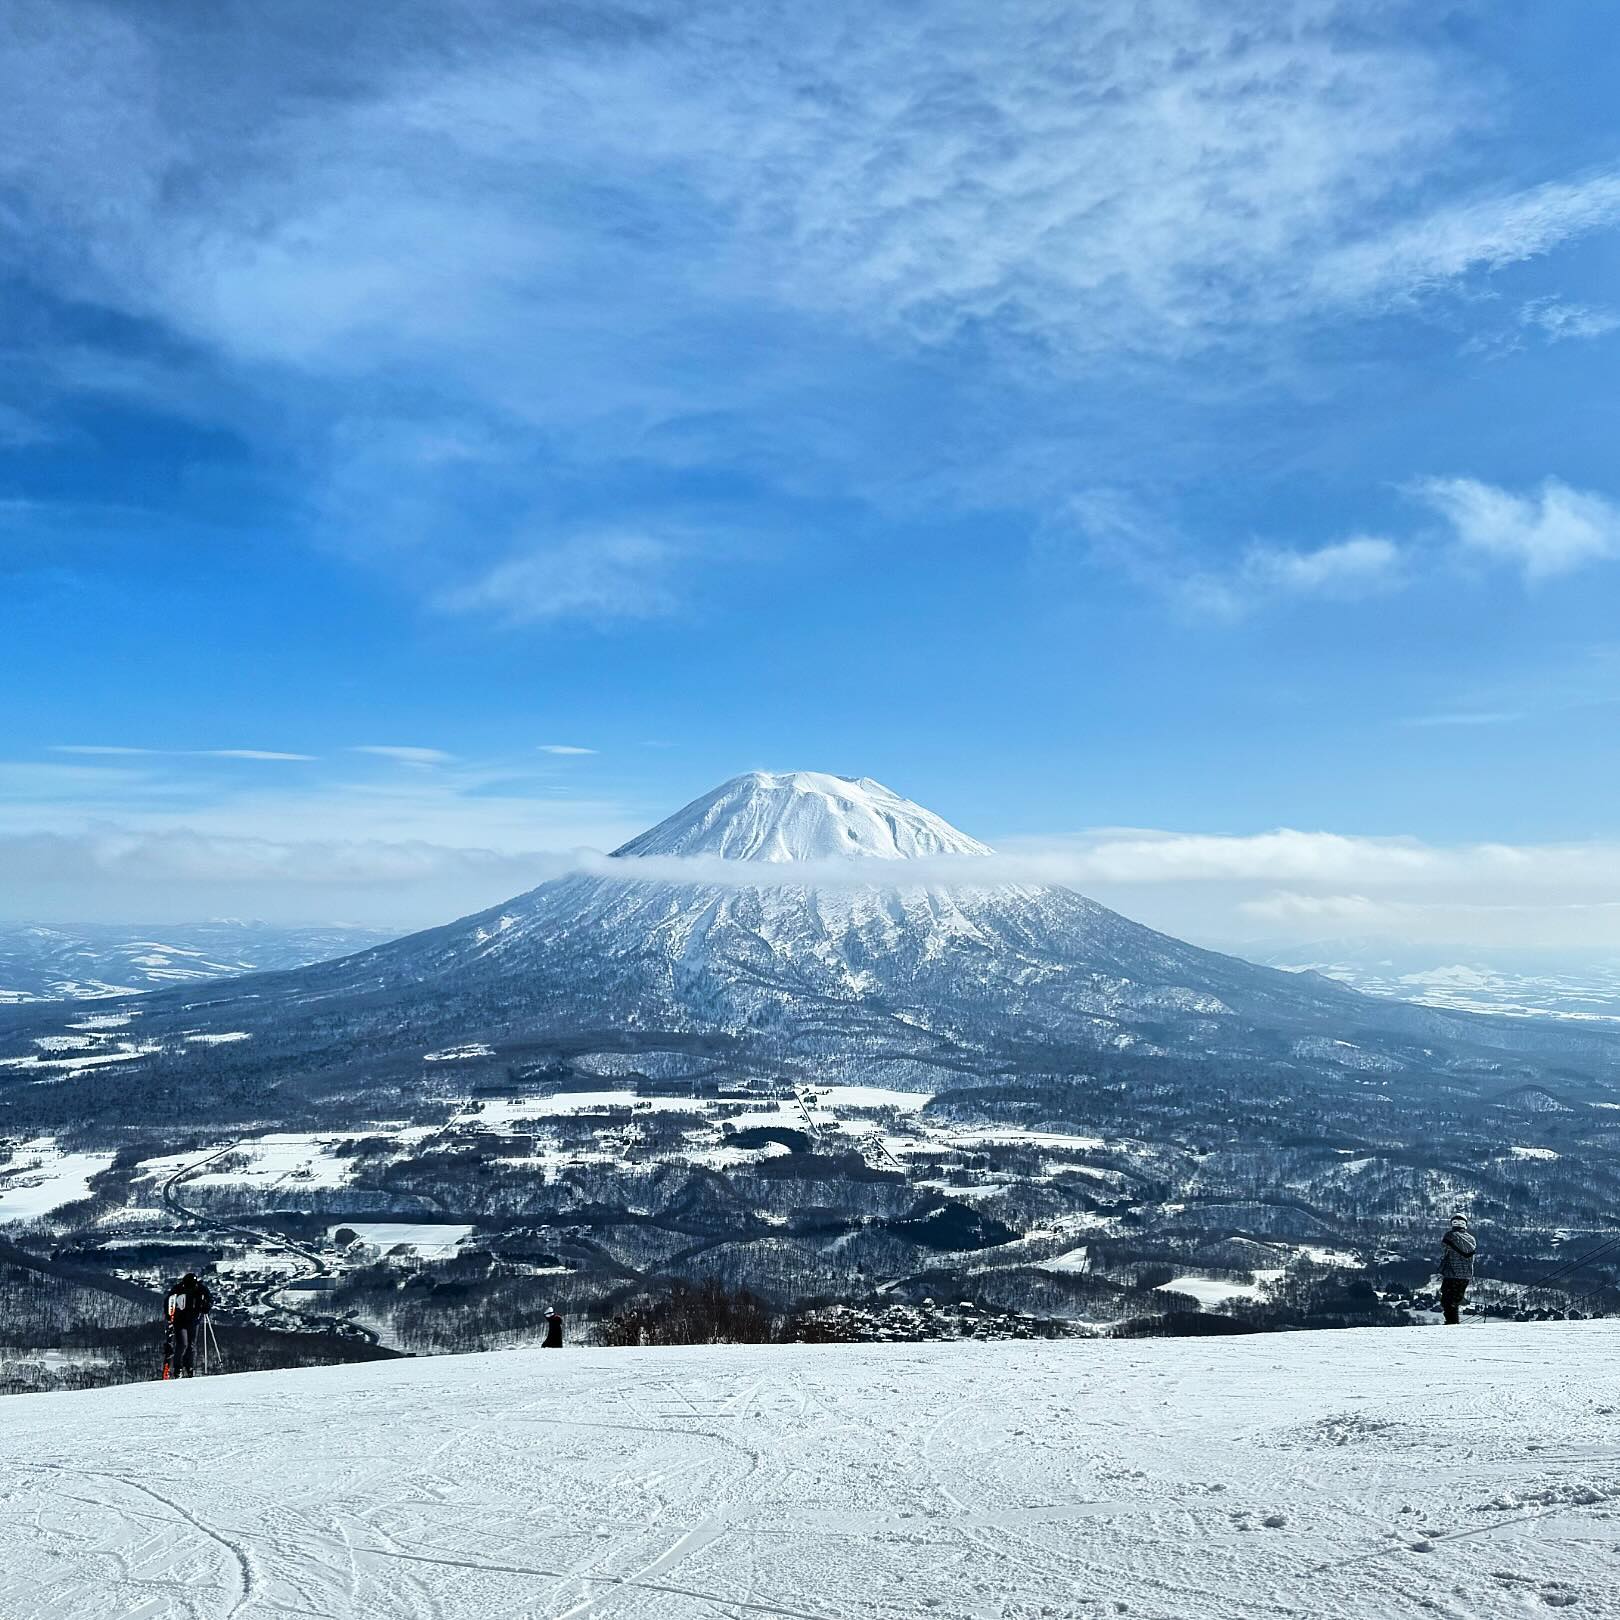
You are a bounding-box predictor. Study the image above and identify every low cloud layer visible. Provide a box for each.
[9,822,1620,949]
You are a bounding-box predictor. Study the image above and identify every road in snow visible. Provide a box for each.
[2,1325,1617,1618]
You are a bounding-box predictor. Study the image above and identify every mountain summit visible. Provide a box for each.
[611,771,993,863]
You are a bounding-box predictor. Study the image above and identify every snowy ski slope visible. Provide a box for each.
[3,1325,1617,1618]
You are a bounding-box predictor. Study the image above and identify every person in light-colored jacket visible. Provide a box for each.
[1439,1214,1477,1325]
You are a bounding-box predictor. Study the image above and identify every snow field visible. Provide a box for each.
[330,1222,475,1258]
[0,1137,117,1222]
[1155,1270,1287,1306]
[440,1082,1127,1188]
[3,1324,1618,1618]
[135,1135,370,1196]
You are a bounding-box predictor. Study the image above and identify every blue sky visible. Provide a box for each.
[3,0,1620,945]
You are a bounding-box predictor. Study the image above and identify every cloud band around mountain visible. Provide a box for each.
[8,825,1619,949]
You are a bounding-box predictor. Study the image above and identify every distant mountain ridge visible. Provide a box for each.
[1254,940,1620,1024]
[0,921,399,1003]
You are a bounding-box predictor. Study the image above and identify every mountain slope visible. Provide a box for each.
[2,772,1618,1122]
[4,1325,1617,1618]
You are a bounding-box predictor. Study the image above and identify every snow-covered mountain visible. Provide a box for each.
[613,769,993,861]
[0,920,399,1003]
[3,771,1618,1114]
[5,1325,1616,1618]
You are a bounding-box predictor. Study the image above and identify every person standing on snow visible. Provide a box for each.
[1439,1215,1476,1325]
[543,1309,564,1349]
[164,1271,213,1377]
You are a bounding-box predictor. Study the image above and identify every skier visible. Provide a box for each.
[543,1309,563,1349]
[1439,1214,1476,1325]
[163,1271,214,1378]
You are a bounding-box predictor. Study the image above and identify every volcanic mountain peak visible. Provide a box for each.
[609,771,994,863]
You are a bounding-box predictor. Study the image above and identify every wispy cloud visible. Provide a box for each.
[350,746,456,767]
[8,1,1479,374]
[202,749,315,762]
[1,827,575,889]
[0,753,647,925]
[1239,537,1404,602]
[50,746,316,762]
[0,762,174,803]
[1313,172,1620,309]
[1064,473,1620,617]
[1518,296,1620,344]
[539,745,597,756]
[1400,710,1521,729]
[7,0,1620,633]
[1236,889,1620,949]
[1414,476,1620,581]
[1057,491,1405,620]
[51,747,163,757]
[439,535,683,627]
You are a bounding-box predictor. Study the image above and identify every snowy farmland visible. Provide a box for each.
[0,1137,116,1221]
[3,1323,1617,1618]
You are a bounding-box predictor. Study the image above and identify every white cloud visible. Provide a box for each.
[1400,710,1520,728]
[0,827,580,929]
[1059,491,1406,618]
[1519,296,1620,344]
[0,762,174,803]
[1313,173,1620,308]
[0,758,648,926]
[561,825,1620,951]
[1240,536,1403,600]
[6,6,1615,450]
[197,749,316,762]
[553,825,1620,904]
[1414,476,1620,580]
[539,745,597,756]
[7,0,1620,639]
[1236,890,1620,950]
[350,746,456,767]
[51,745,316,761]
[1068,473,1620,616]
[1,828,567,888]
[440,534,682,626]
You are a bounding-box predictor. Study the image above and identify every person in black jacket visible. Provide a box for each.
[164,1271,213,1378]
[1439,1215,1477,1325]
[543,1309,563,1349]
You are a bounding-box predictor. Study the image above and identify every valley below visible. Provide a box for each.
[3,775,1619,1393]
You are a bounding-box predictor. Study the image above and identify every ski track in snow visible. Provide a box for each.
[2,1326,1619,1618]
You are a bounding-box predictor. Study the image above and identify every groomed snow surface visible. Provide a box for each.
[5,1325,1619,1618]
